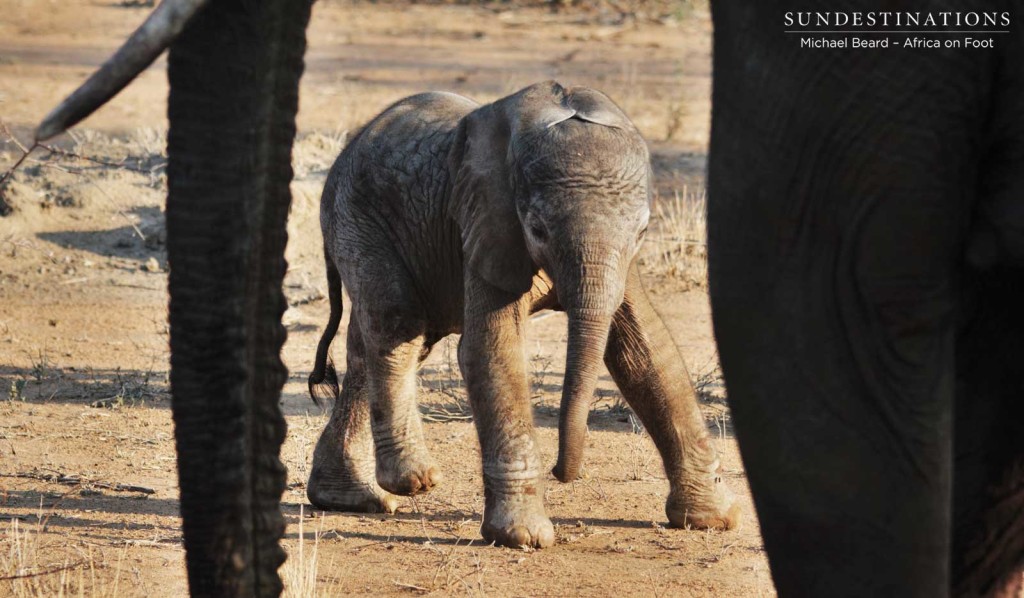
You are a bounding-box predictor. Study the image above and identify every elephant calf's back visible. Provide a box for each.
[327,92,477,216]
[320,91,479,329]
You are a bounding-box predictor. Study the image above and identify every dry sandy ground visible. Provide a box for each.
[0,1,775,595]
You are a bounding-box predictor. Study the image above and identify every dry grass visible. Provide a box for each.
[419,336,473,423]
[292,130,349,181]
[643,186,708,287]
[281,508,343,598]
[625,413,658,481]
[1,516,127,597]
[126,127,166,159]
[529,341,558,399]
[418,539,487,595]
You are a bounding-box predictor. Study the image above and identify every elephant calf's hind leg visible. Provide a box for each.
[365,326,442,496]
[308,321,398,513]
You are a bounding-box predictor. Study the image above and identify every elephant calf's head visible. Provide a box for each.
[449,81,652,482]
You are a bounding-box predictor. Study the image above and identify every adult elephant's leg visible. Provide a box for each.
[166,0,313,595]
[604,263,739,530]
[460,271,554,548]
[953,267,1024,596]
[953,66,1024,593]
[308,315,399,513]
[708,4,989,595]
[710,164,960,597]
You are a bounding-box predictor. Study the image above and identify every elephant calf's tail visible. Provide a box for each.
[308,252,342,406]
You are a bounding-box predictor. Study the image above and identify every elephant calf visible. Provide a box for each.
[306,81,739,548]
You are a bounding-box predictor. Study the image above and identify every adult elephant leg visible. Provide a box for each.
[604,263,739,530]
[953,53,1024,595]
[707,4,992,594]
[954,267,1024,596]
[166,0,313,595]
[710,175,960,598]
[308,315,399,513]
[460,272,554,548]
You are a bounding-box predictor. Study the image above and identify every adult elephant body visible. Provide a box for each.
[306,82,739,547]
[709,2,1023,596]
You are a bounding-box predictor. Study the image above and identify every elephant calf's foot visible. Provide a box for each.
[481,490,555,549]
[307,477,398,514]
[375,447,442,496]
[308,422,399,513]
[307,466,399,514]
[666,463,742,530]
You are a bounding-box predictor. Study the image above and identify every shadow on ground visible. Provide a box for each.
[37,205,165,265]
[1,365,169,409]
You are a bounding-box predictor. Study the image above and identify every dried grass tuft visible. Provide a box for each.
[643,186,708,288]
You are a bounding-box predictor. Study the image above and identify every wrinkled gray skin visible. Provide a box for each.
[306,81,740,547]
[710,3,1024,596]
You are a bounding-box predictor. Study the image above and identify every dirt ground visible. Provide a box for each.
[0,1,775,595]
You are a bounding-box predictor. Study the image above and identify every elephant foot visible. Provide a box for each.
[308,416,397,513]
[307,474,399,514]
[375,448,442,496]
[481,491,555,549]
[666,461,742,530]
[667,496,742,530]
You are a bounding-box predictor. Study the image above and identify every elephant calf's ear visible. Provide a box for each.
[566,87,634,130]
[448,107,536,296]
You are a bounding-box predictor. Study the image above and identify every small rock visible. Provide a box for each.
[143,257,161,273]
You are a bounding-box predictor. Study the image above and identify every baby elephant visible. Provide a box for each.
[307,81,739,548]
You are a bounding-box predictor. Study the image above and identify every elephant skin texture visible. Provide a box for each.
[165,0,314,596]
[709,3,1024,597]
[306,81,740,548]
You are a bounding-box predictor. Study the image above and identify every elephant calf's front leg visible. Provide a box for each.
[605,265,741,530]
[461,274,555,548]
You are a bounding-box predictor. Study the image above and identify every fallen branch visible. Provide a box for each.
[116,536,182,547]
[91,480,156,494]
[0,121,38,198]
[2,471,155,495]
[36,142,154,175]
[0,560,91,582]
[421,408,473,423]
[2,119,152,176]
[392,580,430,593]
[0,119,160,216]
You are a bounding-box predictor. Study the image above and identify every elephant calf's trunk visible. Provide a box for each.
[553,308,613,482]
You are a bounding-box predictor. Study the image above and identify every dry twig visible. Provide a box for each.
[0,559,92,582]
[0,119,159,217]
[2,471,155,495]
